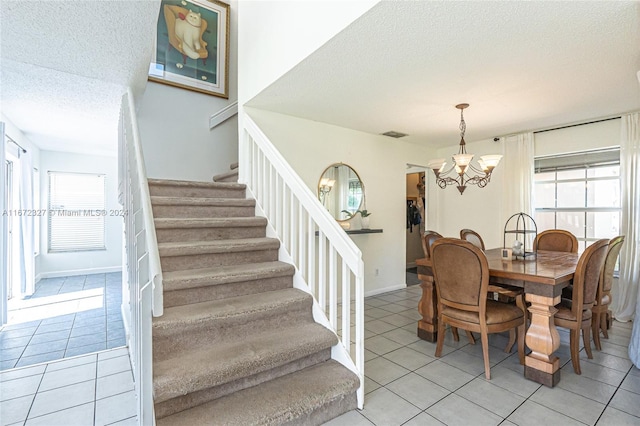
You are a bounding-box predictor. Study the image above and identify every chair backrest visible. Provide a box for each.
[533,229,579,253]
[571,239,609,315]
[430,238,489,314]
[599,235,625,294]
[460,228,485,251]
[421,231,443,259]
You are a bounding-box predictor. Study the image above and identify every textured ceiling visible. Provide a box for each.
[0,0,161,155]
[248,1,640,148]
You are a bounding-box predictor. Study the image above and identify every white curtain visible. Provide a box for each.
[500,133,535,244]
[613,113,640,321]
[615,113,640,367]
[17,149,35,296]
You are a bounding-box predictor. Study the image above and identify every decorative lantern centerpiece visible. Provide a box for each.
[503,213,537,259]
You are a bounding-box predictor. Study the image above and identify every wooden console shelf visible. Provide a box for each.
[345,229,383,235]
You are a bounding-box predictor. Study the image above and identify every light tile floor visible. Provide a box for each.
[328,285,640,426]
[1,284,638,425]
[0,347,136,426]
[0,273,126,370]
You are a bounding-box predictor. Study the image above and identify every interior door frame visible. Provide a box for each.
[1,122,8,326]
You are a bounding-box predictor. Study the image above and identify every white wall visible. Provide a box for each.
[238,0,379,105]
[427,119,622,249]
[534,118,620,157]
[137,0,239,181]
[248,107,434,295]
[37,151,122,277]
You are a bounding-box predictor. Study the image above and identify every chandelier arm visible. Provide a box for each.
[462,173,490,187]
[467,163,487,175]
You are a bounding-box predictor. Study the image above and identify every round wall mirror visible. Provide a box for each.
[317,163,364,221]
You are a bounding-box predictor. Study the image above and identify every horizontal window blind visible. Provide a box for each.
[48,172,106,252]
[535,148,619,172]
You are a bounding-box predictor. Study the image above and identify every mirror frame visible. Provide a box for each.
[317,163,365,222]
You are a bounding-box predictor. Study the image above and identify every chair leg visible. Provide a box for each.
[606,310,612,330]
[592,313,602,351]
[570,328,581,375]
[582,325,593,360]
[465,330,476,345]
[602,313,609,339]
[505,329,516,353]
[435,319,446,358]
[481,331,491,380]
[451,326,460,342]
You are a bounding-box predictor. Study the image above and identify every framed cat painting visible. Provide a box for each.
[149,0,229,98]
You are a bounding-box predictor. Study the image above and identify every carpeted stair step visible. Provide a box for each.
[148,178,245,199]
[153,288,314,361]
[151,196,255,218]
[158,238,279,272]
[212,168,239,183]
[229,162,238,170]
[155,217,268,243]
[153,323,340,419]
[156,360,359,425]
[162,261,295,308]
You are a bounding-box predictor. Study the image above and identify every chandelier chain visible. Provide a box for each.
[459,109,466,140]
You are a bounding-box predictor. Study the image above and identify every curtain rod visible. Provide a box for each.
[533,116,621,134]
[6,136,27,153]
[496,116,622,140]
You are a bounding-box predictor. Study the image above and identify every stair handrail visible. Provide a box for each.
[240,112,365,408]
[126,89,164,317]
[119,88,163,425]
[209,101,238,130]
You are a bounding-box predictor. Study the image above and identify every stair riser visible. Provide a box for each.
[156,226,265,243]
[160,249,278,272]
[163,275,293,308]
[155,349,332,419]
[280,393,358,426]
[153,303,313,362]
[215,174,238,183]
[149,185,245,199]
[152,204,255,218]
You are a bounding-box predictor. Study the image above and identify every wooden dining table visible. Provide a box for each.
[416,248,580,387]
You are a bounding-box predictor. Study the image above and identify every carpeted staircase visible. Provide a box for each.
[148,178,360,425]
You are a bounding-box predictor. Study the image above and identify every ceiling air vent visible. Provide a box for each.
[381,130,408,138]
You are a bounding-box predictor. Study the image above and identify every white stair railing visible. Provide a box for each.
[119,89,163,425]
[240,113,365,408]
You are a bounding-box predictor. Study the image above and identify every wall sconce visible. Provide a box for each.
[318,177,335,206]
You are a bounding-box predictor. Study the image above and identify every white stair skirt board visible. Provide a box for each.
[38,266,122,279]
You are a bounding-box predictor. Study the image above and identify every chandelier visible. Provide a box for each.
[427,103,502,194]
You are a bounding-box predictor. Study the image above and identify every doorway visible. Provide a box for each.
[406,171,425,285]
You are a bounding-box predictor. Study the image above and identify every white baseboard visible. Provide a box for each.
[35,274,42,284]
[39,266,122,279]
[365,283,407,298]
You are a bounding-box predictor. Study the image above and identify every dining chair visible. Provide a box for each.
[421,231,476,344]
[460,228,485,251]
[592,235,625,350]
[431,238,526,379]
[554,239,609,374]
[421,230,443,259]
[459,228,522,348]
[533,229,579,253]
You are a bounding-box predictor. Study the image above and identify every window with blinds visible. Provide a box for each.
[534,148,620,253]
[48,172,106,252]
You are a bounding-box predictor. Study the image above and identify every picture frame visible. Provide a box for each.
[149,0,230,98]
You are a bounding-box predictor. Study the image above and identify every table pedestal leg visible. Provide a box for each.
[525,294,561,387]
[417,276,437,342]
